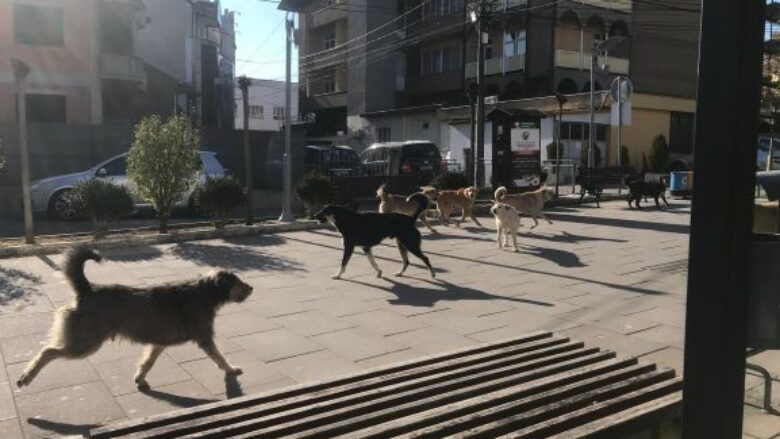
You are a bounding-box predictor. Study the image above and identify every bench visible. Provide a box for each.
[576,167,637,207]
[88,331,682,438]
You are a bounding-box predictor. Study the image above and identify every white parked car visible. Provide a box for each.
[30,151,229,220]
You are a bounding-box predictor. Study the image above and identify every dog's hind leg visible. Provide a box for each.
[332,244,355,279]
[134,345,165,389]
[420,216,436,233]
[395,239,410,277]
[538,212,553,225]
[468,208,482,227]
[17,346,67,387]
[661,192,670,209]
[403,234,435,279]
[363,247,382,278]
[199,339,242,375]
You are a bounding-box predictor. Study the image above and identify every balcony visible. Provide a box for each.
[465,54,525,78]
[310,6,348,28]
[100,53,146,84]
[566,0,632,13]
[554,49,630,75]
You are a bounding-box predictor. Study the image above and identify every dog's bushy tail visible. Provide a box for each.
[494,186,508,201]
[406,193,430,220]
[376,184,388,201]
[64,246,102,297]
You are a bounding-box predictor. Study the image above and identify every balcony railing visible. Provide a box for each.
[465,54,525,78]
[310,6,348,28]
[554,49,630,74]
[100,53,146,84]
[574,0,632,13]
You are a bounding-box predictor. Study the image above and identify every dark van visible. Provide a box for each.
[359,141,442,183]
[304,144,361,178]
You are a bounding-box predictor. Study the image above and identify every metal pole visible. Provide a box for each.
[617,76,623,194]
[588,50,595,168]
[279,14,294,222]
[681,0,764,436]
[475,0,486,189]
[555,94,564,197]
[12,59,34,244]
[239,76,253,225]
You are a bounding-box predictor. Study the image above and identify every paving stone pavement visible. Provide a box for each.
[0,199,777,438]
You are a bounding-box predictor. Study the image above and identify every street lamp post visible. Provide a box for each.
[12,59,34,244]
[238,76,253,225]
[588,37,627,169]
[554,93,567,197]
[279,13,295,222]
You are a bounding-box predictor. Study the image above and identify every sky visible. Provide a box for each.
[221,0,299,82]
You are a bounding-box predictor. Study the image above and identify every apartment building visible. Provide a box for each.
[282,0,699,170]
[235,78,299,131]
[0,0,235,127]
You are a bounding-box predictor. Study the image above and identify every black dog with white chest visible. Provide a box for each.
[314,193,435,279]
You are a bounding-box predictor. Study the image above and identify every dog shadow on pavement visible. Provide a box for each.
[139,387,218,407]
[171,241,305,273]
[0,266,43,308]
[518,245,587,268]
[27,418,101,438]
[345,277,554,309]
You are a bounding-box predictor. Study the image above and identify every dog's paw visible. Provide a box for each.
[135,379,150,391]
[16,373,31,388]
[394,271,404,277]
[331,274,342,280]
[375,271,383,278]
[226,366,243,375]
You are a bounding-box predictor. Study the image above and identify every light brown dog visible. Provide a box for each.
[435,186,482,227]
[377,184,438,232]
[494,186,555,229]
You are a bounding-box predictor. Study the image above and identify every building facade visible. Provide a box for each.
[282,0,700,172]
[235,78,299,132]
[0,0,235,128]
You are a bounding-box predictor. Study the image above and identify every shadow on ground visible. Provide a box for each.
[171,242,305,272]
[140,387,218,407]
[346,277,554,309]
[27,418,100,437]
[0,266,43,307]
[546,213,690,234]
[520,245,587,268]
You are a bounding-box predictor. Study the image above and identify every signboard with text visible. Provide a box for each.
[510,126,541,155]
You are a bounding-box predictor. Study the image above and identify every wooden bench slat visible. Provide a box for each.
[546,393,682,439]
[345,360,655,439]
[182,347,611,439]
[116,336,572,439]
[89,332,554,438]
[453,373,680,438]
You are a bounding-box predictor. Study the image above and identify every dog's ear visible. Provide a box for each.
[213,270,237,291]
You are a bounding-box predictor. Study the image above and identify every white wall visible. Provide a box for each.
[446,122,493,183]
[235,79,299,131]
[135,0,191,82]
[540,111,611,165]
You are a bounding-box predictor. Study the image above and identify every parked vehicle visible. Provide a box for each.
[304,144,361,178]
[359,141,443,183]
[757,135,780,171]
[30,151,228,220]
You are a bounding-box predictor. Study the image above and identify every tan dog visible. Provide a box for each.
[435,186,482,227]
[494,186,554,229]
[377,184,438,232]
[491,203,521,252]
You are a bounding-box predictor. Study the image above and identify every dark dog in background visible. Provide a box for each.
[315,193,435,279]
[625,176,670,209]
[17,246,253,390]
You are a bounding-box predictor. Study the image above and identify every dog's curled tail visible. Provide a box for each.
[376,184,388,201]
[494,186,508,201]
[406,192,430,220]
[64,246,102,297]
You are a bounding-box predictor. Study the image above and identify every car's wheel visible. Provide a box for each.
[48,189,78,221]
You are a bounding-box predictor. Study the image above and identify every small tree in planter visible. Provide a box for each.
[127,114,200,233]
[620,146,630,167]
[546,142,563,161]
[296,172,335,218]
[430,171,470,190]
[650,135,670,173]
[580,142,603,167]
[70,179,134,239]
[194,176,247,230]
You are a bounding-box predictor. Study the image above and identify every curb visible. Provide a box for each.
[0,220,327,260]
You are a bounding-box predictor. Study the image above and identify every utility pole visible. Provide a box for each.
[238,76,253,225]
[472,0,487,189]
[467,81,478,185]
[279,13,295,222]
[617,75,623,194]
[554,93,567,198]
[12,59,34,245]
[588,49,596,168]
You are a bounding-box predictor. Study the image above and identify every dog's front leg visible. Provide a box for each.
[332,244,354,279]
[199,339,242,375]
[364,247,382,278]
[134,345,165,389]
[539,212,553,225]
[496,226,503,249]
[511,227,520,252]
[17,346,66,387]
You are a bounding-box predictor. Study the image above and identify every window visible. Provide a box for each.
[249,105,264,119]
[98,2,134,55]
[423,0,462,20]
[323,73,336,93]
[669,112,695,154]
[100,156,127,177]
[504,30,527,57]
[273,106,285,121]
[17,94,67,123]
[324,33,336,50]
[14,4,64,46]
[377,127,392,142]
[420,46,460,77]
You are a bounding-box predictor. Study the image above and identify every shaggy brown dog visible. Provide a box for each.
[435,186,482,227]
[376,184,438,232]
[17,246,253,390]
[494,186,555,229]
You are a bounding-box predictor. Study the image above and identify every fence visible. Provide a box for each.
[542,159,577,194]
